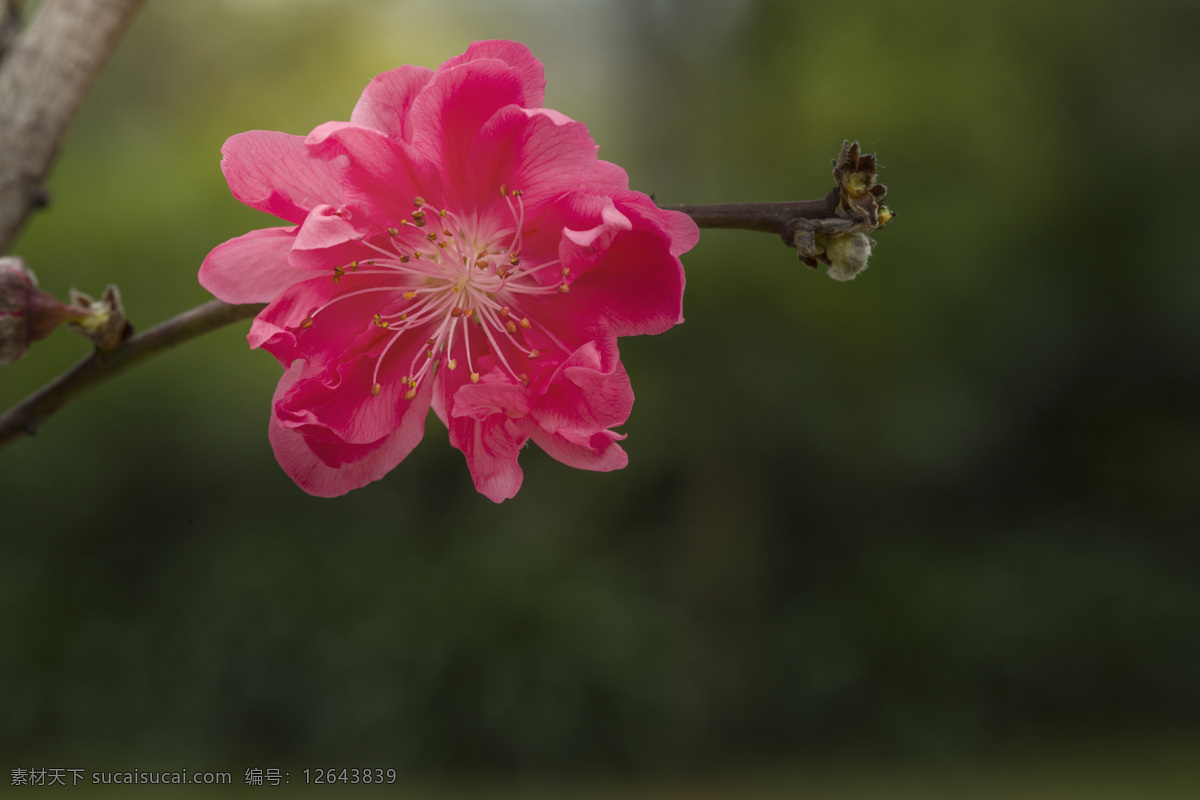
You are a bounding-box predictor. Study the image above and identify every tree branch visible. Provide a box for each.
[0,299,264,449]
[0,142,895,450]
[0,0,146,254]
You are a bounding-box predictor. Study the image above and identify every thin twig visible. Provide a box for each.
[0,0,146,254]
[0,300,263,449]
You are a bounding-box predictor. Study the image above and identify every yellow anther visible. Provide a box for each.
[505,321,517,334]
[557,283,570,293]
[426,349,434,358]
[499,184,508,196]
[387,227,399,237]
[509,256,520,266]
[519,317,531,329]
[451,308,463,317]
[499,306,510,317]
[413,196,427,207]
[413,252,422,259]
[463,307,474,318]
[400,255,410,263]
[528,349,540,359]
[438,241,447,248]
[512,189,523,197]
[518,373,529,386]
[425,337,437,345]
[447,359,458,370]
[370,383,381,396]
[443,229,452,236]
[349,261,358,271]
[404,291,416,300]
[439,209,448,218]
[427,232,438,241]
[470,372,481,383]
[300,317,314,329]
[403,387,417,400]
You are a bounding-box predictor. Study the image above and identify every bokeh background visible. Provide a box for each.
[3,0,1198,796]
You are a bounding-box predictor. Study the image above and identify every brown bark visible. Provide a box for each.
[0,0,145,254]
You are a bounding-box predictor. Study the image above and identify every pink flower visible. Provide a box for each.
[200,41,698,501]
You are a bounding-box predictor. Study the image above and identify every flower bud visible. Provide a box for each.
[823,232,874,282]
[0,256,87,364]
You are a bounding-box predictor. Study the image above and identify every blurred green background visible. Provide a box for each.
[2,0,1199,795]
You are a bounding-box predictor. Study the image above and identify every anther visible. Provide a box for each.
[499,307,510,317]
[463,308,474,318]
[558,283,570,293]
[413,196,426,207]
[387,227,399,237]
[505,321,517,334]
[451,308,463,317]
[371,383,381,396]
[349,261,358,271]
[425,338,437,345]
[439,209,447,218]
[470,372,481,383]
[403,291,416,300]
[300,317,314,329]
[519,317,532,329]
[447,359,458,370]
[499,184,508,196]
[400,255,410,263]
[403,387,417,400]
[518,373,529,386]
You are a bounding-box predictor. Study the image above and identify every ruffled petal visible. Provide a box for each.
[437,40,545,108]
[248,271,405,368]
[408,57,528,205]
[530,341,633,432]
[276,331,432,444]
[445,411,527,503]
[567,228,685,336]
[465,105,598,213]
[268,362,431,497]
[199,226,298,304]
[350,64,434,140]
[307,121,442,228]
[220,131,344,224]
[521,423,628,472]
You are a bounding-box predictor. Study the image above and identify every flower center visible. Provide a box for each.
[301,188,571,400]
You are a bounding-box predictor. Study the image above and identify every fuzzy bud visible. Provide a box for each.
[0,256,88,364]
[823,232,874,282]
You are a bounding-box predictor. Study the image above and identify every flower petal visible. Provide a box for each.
[521,423,628,473]
[445,411,527,503]
[199,226,298,304]
[307,121,441,229]
[438,40,545,107]
[465,105,598,212]
[221,131,344,224]
[350,65,434,140]
[276,336,432,444]
[408,57,528,204]
[268,362,431,497]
